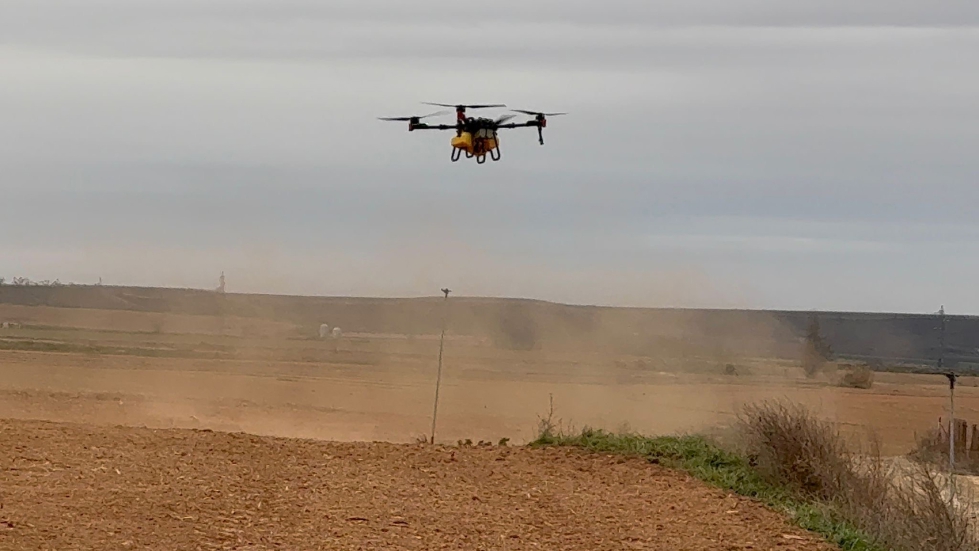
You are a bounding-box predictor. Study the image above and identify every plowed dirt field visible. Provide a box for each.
[0,419,831,550]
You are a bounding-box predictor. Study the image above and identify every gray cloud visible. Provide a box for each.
[0,2,977,312]
[6,1,979,31]
[4,1,979,63]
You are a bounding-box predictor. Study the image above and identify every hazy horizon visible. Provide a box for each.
[2,1,977,315]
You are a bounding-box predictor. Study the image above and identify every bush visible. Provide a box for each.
[840,365,875,389]
[910,426,979,475]
[532,421,876,549]
[740,401,854,500]
[537,399,978,551]
[741,401,977,551]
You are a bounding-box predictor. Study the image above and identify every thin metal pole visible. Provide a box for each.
[430,288,451,444]
[938,305,946,370]
[950,381,955,471]
[946,371,957,502]
[939,307,955,498]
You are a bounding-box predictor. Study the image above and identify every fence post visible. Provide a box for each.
[955,419,968,454]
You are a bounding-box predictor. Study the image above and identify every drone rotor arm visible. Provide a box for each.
[495,122,533,129]
[494,120,546,144]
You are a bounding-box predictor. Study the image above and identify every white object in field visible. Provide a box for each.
[331,327,342,339]
[319,324,330,339]
[1,322,7,329]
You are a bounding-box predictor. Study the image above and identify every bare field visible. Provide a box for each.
[0,418,834,550]
[0,315,975,453]
[1,305,977,548]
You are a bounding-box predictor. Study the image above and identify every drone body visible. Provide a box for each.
[379,103,565,164]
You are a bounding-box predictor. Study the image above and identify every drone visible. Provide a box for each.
[378,102,566,163]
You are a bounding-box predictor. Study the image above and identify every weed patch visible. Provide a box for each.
[532,428,877,550]
[535,401,978,551]
[740,401,976,551]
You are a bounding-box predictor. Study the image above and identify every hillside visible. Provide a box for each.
[0,284,976,368]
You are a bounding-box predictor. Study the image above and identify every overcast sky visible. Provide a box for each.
[1,1,977,313]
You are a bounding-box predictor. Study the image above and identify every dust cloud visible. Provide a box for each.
[0,245,959,455]
[0,281,830,444]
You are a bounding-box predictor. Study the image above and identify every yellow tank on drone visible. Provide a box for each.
[451,132,473,151]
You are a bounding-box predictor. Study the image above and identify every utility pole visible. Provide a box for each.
[938,305,946,370]
[218,272,227,336]
[937,306,957,499]
[946,371,958,501]
[430,288,451,444]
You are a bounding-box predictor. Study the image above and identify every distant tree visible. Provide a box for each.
[802,314,834,377]
[5,277,65,286]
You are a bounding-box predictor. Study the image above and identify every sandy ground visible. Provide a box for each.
[0,348,975,455]
[0,418,833,551]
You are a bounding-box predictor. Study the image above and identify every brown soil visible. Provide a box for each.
[0,419,831,551]
[0,303,971,548]
[0,348,976,455]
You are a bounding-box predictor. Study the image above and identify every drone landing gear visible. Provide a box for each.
[476,148,501,164]
[449,144,500,164]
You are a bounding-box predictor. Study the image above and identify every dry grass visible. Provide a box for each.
[741,402,855,501]
[740,401,977,551]
[910,426,979,477]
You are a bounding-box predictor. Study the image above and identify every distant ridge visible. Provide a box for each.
[1,284,976,369]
